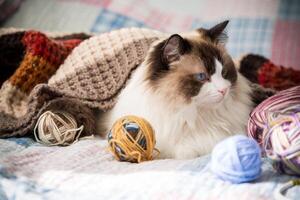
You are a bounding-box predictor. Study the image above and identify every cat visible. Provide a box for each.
[97,21,266,159]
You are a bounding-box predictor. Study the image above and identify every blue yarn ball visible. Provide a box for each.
[211,135,262,184]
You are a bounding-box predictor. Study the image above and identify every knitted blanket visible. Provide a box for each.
[0,28,299,139]
[0,27,164,138]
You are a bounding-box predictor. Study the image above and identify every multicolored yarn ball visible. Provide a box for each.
[107,115,159,163]
[34,110,85,146]
[248,86,300,175]
[211,135,262,184]
[263,107,300,175]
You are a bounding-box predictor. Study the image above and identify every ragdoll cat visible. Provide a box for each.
[98,21,268,159]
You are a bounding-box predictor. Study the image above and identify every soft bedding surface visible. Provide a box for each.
[1,0,300,199]
[0,137,299,200]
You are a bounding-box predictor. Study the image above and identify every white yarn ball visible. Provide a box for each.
[34,110,84,146]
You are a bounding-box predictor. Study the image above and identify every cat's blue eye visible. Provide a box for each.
[195,73,207,81]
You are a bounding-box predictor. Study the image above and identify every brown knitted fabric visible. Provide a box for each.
[48,28,164,108]
[0,27,165,138]
[0,29,89,118]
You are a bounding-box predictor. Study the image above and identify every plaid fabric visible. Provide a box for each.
[91,8,145,33]
[91,0,300,69]
[4,0,300,69]
[192,18,274,59]
[84,0,300,69]
[1,1,300,199]
[271,20,300,70]
[278,0,300,20]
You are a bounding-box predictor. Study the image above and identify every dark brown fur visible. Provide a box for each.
[146,36,191,82]
[239,54,268,83]
[145,21,238,101]
[250,83,276,105]
[239,54,276,105]
[180,75,203,98]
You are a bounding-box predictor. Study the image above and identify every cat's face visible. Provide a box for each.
[146,20,238,108]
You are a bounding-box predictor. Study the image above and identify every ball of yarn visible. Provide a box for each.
[248,86,300,145]
[248,86,300,175]
[107,115,159,163]
[211,135,262,184]
[263,108,300,175]
[34,110,84,146]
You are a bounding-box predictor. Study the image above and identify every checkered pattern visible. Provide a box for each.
[279,0,300,20]
[94,0,195,32]
[88,0,300,69]
[4,0,300,68]
[2,1,300,199]
[91,8,145,33]
[192,18,274,59]
[271,20,300,69]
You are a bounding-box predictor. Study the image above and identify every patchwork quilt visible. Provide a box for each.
[3,0,300,70]
[1,0,300,199]
[0,137,299,200]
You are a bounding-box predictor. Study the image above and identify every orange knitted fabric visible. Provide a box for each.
[8,31,84,93]
[0,27,164,138]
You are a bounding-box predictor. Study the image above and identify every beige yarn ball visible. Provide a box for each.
[34,110,84,146]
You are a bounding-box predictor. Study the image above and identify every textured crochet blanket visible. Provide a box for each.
[0,28,299,138]
[0,27,164,138]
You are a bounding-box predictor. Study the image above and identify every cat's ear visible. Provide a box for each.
[162,34,190,64]
[205,20,229,44]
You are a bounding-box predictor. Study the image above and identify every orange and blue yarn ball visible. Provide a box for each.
[107,115,159,163]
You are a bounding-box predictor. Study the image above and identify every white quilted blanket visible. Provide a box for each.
[0,137,299,200]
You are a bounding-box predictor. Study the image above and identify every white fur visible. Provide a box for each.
[99,60,253,159]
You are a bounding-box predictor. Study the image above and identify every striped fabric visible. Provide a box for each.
[248,86,300,146]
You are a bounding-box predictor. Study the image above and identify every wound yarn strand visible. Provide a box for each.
[248,86,300,175]
[108,115,159,163]
[263,107,300,175]
[210,135,262,184]
[34,110,87,146]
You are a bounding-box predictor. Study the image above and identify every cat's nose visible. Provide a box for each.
[218,88,227,96]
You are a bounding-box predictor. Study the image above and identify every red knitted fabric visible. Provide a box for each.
[0,30,88,93]
[258,62,300,91]
[22,31,82,66]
